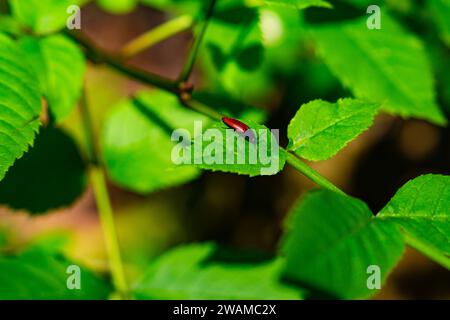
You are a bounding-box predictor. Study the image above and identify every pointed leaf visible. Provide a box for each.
[287,98,379,161]
[0,33,41,181]
[378,174,450,255]
[19,35,86,122]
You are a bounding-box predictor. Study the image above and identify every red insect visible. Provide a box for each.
[222,117,256,143]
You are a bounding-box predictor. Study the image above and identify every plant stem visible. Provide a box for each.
[285,151,345,195]
[403,232,450,270]
[90,167,129,296]
[79,90,128,298]
[66,30,177,93]
[120,15,194,59]
[178,0,217,82]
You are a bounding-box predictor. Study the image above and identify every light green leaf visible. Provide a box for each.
[378,174,450,255]
[287,98,380,161]
[261,0,331,10]
[0,127,87,214]
[19,35,86,122]
[0,33,41,181]
[10,0,82,35]
[309,14,447,125]
[133,242,302,299]
[0,15,23,36]
[190,120,285,176]
[97,0,138,14]
[281,190,405,299]
[0,249,111,299]
[101,90,206,194]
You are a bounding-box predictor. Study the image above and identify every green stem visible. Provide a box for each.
[178,0,217,82]
[403,232,450,270]
[79,90,128,298]
[285,151,345,195]
[120,15,194,59]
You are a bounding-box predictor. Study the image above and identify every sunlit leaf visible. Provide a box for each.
[19,35,86,122]
[287,98,380,161]
[0,33,41,181]
[379,174,450,255]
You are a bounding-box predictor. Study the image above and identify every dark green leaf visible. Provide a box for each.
[0,127,87,214]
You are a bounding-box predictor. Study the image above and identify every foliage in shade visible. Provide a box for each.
[9,0,82,35]
[101,90,206,194]
[0,249,111,299]
[201,2,270,100]
[429,0,450,47]
[19,35,86,122]
[133,243,302,299]
[309,14,447,125]
[0,33,41,181]
[281,190,405,299]
[287,98,380,161]
[378,174,450,255]
[0,127,87,214]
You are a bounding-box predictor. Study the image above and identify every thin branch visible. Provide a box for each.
[177,0,217,83]
[66,30,178,93]
[79,89,129,298]
[403,232,450,270]
[120,14,193,59]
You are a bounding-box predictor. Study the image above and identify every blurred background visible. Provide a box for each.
[0,1,449,299]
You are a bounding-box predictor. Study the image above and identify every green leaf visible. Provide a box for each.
[287,98,380,161]
[133,243,302,299]
[0,127,87,214]
[429,0,450,47]
[97,0,139,14]
[0,249,111,299]
[190,120,285,176]
[101,90,206,194]
[0,33,41,181]
[378,174,450,255]
[261,0,332,10]
[309,14,447,125]
[19,35,86,122]
[281,190,405,299]
[10,0,82,35]
[0,15,23,36]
